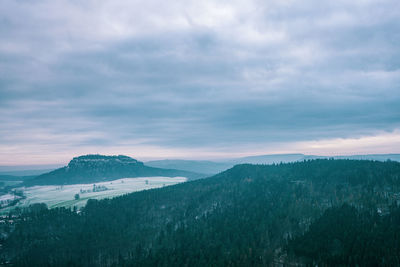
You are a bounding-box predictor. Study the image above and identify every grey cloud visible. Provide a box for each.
[0,0,399,161]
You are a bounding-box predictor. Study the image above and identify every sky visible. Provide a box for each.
[0,0,400,165]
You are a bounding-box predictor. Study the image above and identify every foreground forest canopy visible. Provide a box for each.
[2,159,400,266]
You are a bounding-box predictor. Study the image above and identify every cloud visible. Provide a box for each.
[0,0,399,164]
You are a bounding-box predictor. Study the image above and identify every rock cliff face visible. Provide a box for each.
[23,155,205,186]
[66,155,143,170]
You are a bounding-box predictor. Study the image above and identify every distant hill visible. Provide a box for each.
[0,169,55,177]
[232,153,306,164]
[23,155,206,186]
[145,159,232,175]
[146,154,305,175]
[147,153,400,175]
[0,164,62,176]
[0,175,33,182]
[4,159,400,266]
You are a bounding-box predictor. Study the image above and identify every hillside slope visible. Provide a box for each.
[23,155,205,186]
[3,159,400,266]
[287,204,400,266]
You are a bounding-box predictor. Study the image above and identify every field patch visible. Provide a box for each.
[1,176,187,211]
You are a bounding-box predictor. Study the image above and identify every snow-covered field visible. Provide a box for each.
[1,176,187,211]
[0,194,18,202]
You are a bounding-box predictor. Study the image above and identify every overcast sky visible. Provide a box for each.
[1,0,399,165]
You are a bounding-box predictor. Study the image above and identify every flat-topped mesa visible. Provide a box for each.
[67,154,143,169]
[23,154,204,186]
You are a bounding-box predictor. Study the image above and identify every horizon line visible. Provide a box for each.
[1,152,400,169]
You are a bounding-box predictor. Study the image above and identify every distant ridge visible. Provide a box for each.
[23,154,206,186]
[233,153,400,164]
[305,153,400,162]
[0,164,63,176]
[145,159,233,175]
[230,153,305,164]
[146,153,400,175]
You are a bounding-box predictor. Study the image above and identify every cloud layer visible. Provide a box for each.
[1,0,399,164]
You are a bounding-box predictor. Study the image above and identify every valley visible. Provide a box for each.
[0,176,186,212]
[0,155,200,213]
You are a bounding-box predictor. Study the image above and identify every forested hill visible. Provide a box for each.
[3,159,400,266]
[23,155,205,186]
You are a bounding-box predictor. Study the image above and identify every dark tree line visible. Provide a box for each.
[287,204,400,266]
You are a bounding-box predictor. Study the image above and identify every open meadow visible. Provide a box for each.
[1,176,187,212]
